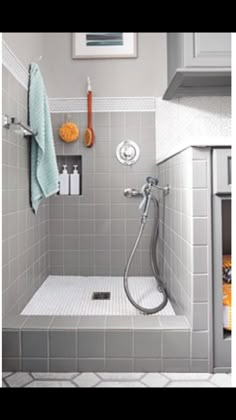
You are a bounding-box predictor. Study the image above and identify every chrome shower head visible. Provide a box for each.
[146,177,159,186]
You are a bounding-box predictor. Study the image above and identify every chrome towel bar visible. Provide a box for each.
[3,114,37,138]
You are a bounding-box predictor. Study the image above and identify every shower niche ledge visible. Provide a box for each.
[57,155,82,196]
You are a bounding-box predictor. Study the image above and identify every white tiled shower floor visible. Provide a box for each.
[22,276,175,316]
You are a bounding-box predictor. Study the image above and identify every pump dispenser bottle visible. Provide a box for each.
[59,165,69,195]
[70,165,80,195]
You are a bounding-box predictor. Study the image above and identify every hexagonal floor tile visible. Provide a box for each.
[210,374,232,387]
[2,372,13,379]
[26,381,76,388]
[141,373,169,387]
[5,373,32,388]
[32,373,77,380]
[97,373,144,381]
[164,373,211,381]
[73,373,100,387]
[96,382,146,388]
[167,381,216,387]
[2,381,7,387]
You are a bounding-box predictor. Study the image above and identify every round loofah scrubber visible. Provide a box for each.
[59,122,79,143]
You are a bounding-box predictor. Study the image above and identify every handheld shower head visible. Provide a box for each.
[146,177,159,186]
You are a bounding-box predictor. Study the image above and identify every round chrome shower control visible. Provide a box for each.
[116,140,140,166]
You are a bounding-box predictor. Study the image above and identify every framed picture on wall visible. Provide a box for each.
[72,33,137,59]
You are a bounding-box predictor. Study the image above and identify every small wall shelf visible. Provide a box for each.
[57,155,82,196]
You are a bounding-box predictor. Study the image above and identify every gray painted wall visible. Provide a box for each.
[41,33,167,97]
[3,33,44,70]
[49,111,156,276]
[2,66,49,317]
[3,32,167,97]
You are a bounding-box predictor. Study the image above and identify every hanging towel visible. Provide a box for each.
[29,63,59,213]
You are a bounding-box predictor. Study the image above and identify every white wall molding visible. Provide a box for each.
[2,40,29,90]
[49,97,156,113]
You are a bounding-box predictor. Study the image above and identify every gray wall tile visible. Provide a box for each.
[191,359,209,372]
[134,331,162,358]
[163,331,190,358]
[49,358,76,372]
[134,359,162,372]
[192,303,209,331]
[193,275,209,302]
[22,358,48,372]
[78,358,105,372]
[2,358,21,372]
[192,332,209,359]
[21,331,48,358]
[192,218,208,245]
[48,111,156,276]
[106,331,133,358]
[105,359,133,372]
[78,331,105,358]
[2,330,20,357]
[162,359,191,372]
[50,331,76,358]
[2,67,49,317]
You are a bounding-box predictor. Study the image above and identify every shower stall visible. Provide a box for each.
[2,38,231,374]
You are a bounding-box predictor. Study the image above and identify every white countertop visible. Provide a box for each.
[156,136,232,165]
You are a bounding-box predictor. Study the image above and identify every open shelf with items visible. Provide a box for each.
[213,148,231,372]
[57,155,82,196]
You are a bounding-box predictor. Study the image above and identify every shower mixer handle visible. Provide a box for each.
[124,188,142,198]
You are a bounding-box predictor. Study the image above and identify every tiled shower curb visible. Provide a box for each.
[2,314,196,373]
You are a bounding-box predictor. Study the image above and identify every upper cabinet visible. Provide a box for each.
[163,33,231,100]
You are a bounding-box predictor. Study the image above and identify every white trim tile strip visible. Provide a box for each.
[2,40,29,90]
[21,276,175,316]
[49,97,157,113]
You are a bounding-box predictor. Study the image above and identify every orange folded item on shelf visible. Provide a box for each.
[222,254,232,284]
[223,283,232,331]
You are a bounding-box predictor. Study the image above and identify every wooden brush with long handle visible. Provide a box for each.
[84,77,95,148]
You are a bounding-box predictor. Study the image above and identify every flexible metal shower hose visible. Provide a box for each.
[124,195,168,314]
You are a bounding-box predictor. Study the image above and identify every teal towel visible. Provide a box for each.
[29,63,59,213]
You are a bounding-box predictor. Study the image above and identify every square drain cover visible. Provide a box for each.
[92,292,111,300]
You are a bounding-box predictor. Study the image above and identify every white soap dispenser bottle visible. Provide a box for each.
[70,165,80,195]
[59,165,69,195]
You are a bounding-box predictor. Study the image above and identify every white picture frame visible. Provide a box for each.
[72,33,137,59]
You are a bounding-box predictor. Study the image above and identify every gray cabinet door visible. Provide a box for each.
[184,33,231,68]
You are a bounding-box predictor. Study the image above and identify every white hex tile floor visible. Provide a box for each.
[167,381,216,388]
[210,374,232,388]
[5,373,32,388]
[96,382,146,388]
[73,373,100,388]
[97,373,144,381]
[164,373,211,381]
[2,372,12,379]
[32,372,77,380]
[141,373,169,387]
[2,372,233,388]
[26,381,76,388]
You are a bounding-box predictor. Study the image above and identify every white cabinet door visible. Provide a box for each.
[184,33,231,68]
